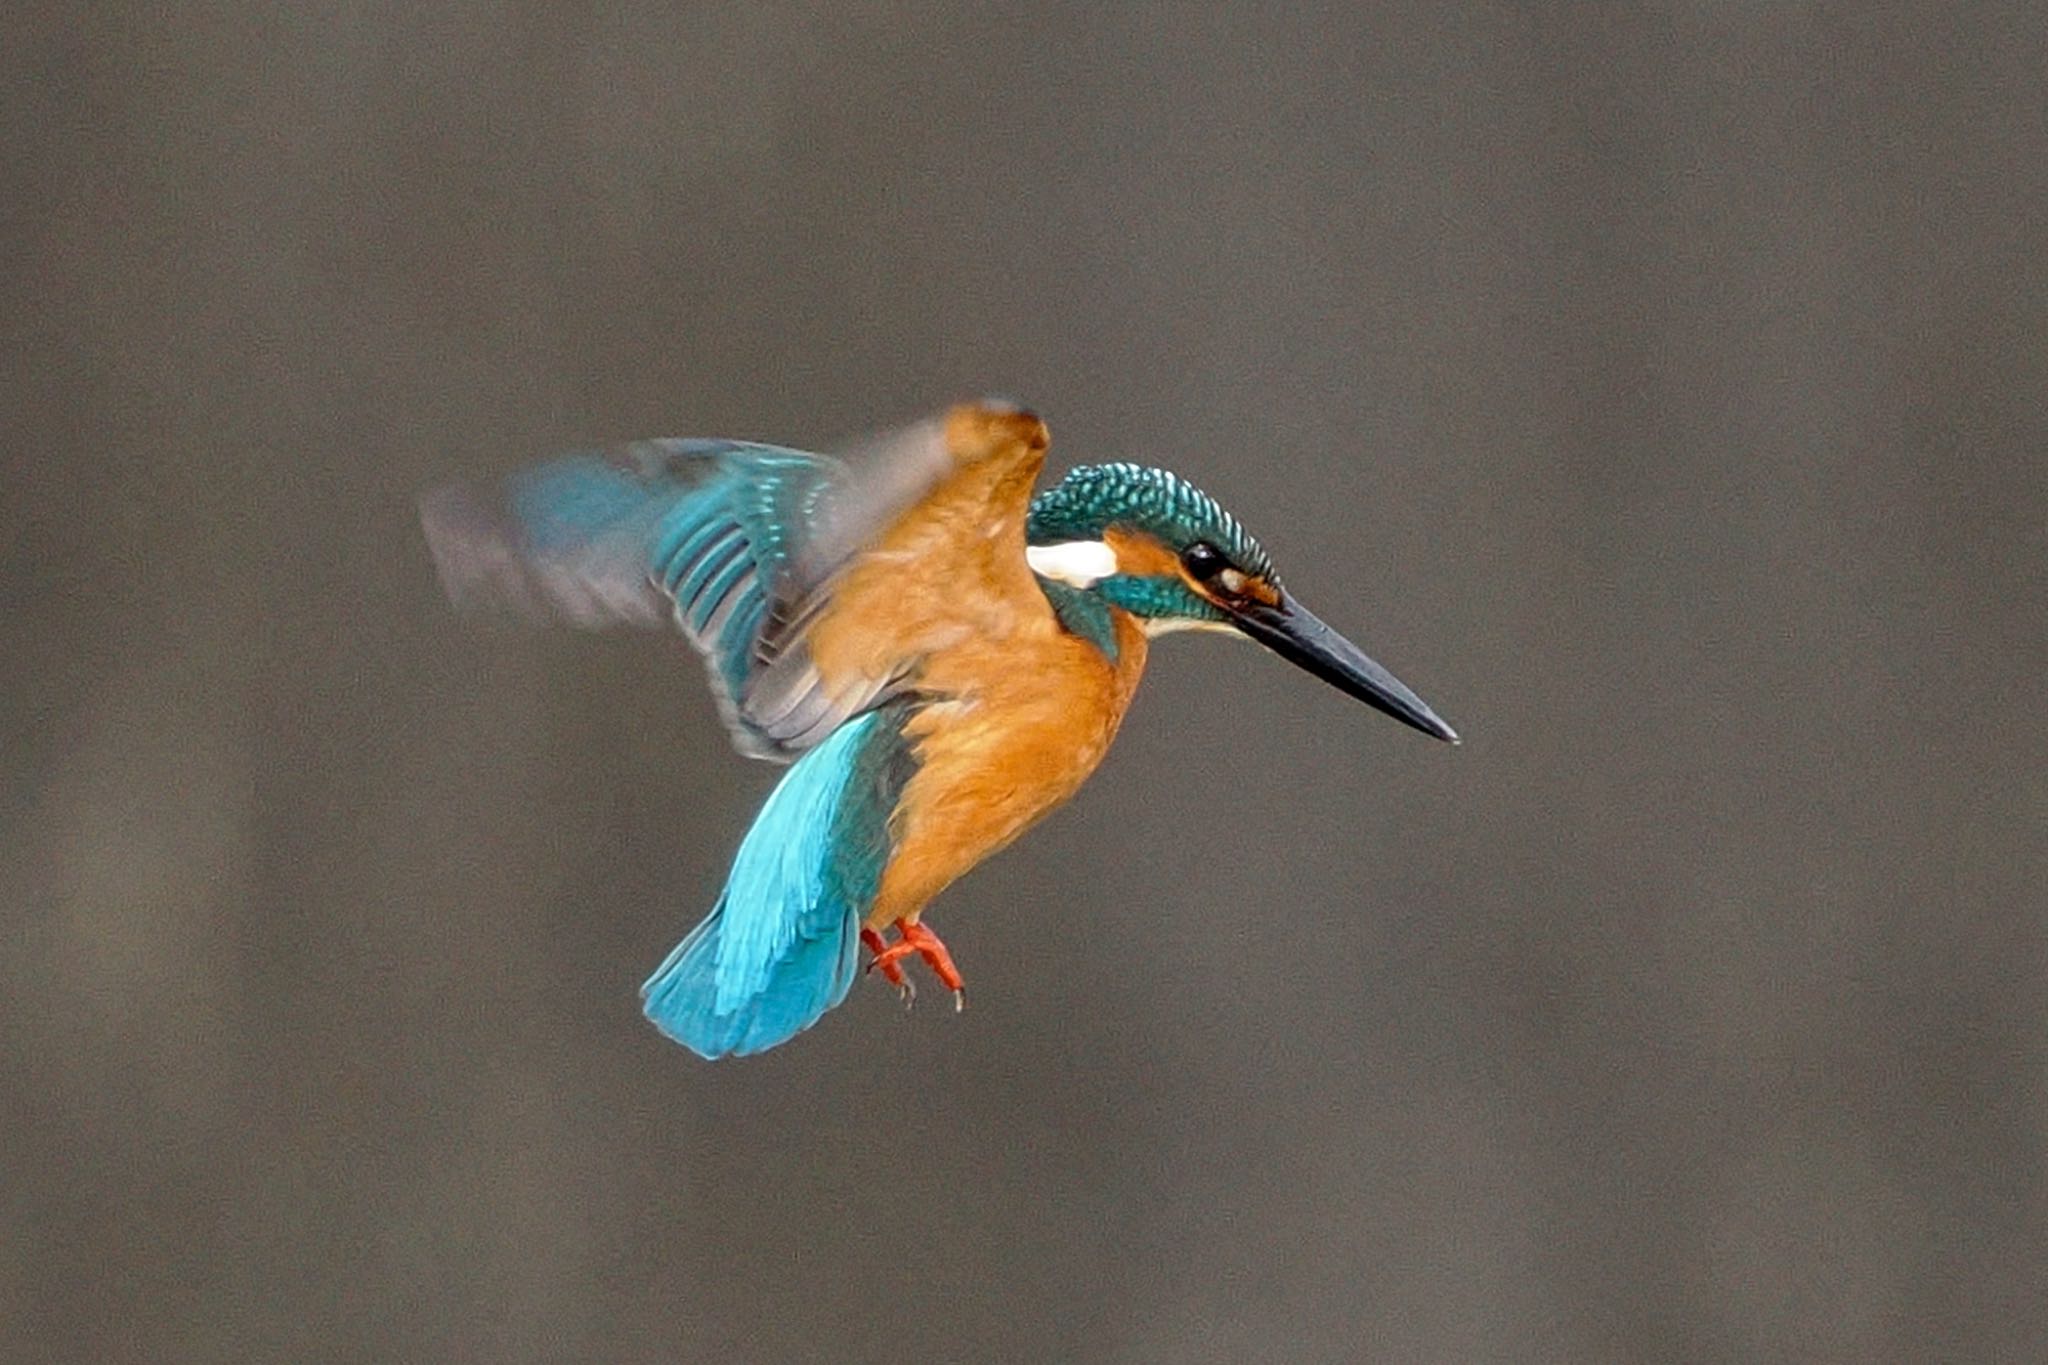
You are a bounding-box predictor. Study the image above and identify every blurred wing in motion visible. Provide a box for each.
[419,403,1046,760]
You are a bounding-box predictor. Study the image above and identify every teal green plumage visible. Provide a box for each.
[1034,578,1123,663]
[1026,461,1277,579]
[496,441,844,754]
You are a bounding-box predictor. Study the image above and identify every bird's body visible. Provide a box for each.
[423,401,1453,1057]
[778,407,1151,934]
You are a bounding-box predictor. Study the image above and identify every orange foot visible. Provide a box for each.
[865,919,965,1012]
[860,926,915,1009]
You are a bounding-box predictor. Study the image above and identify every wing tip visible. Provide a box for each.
[417,481,527,613]
[946,400,1048,462]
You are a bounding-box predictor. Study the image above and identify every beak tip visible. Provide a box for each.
[1236,594,1460,747]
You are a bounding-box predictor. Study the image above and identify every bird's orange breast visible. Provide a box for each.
[866,609,1150,927]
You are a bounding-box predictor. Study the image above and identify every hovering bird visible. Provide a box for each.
[422,402,1455,1058]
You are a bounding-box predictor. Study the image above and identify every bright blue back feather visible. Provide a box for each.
[641,703,916,1058]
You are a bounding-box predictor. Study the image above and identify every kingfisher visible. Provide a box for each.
[422,401,1456,1059]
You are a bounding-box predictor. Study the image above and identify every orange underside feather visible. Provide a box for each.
[870,615,1148,926]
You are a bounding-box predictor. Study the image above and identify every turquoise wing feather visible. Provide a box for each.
[420,420,954,759]
[640,701,918,1058]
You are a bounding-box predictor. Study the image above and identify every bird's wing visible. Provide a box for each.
[742,402,1052,746]
[419,401,1051,760]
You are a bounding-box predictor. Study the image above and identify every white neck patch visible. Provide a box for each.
[1026,539,1120,588]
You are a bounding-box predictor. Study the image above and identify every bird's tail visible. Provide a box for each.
[640,898,860,1060]
[642,710,905,1058]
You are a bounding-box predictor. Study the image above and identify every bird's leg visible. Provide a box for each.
[860,926,916,1009]
[867,919,965,1012]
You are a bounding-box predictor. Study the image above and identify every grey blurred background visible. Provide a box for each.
[6,2,2046,1361]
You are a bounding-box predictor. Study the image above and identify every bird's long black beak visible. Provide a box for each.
[1230,592,1459,743]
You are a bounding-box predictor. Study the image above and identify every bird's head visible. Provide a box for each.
[1026,463,1457,742]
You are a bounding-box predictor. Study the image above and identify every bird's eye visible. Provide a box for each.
[1182,542,1227,581]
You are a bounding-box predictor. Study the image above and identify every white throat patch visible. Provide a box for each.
[1025,539,1119,588]
[1141,616,1240,638]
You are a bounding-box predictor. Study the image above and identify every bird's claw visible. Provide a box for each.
[861,920,966,1008]
[860,925,912,999]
